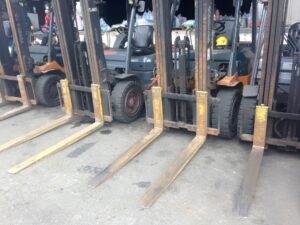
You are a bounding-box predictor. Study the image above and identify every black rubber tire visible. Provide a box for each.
[211,88,242,139]
[111,80,144,123]
[237,97,257,138]
[35,74,62,107]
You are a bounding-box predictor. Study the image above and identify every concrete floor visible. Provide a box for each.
[0,105,299,225]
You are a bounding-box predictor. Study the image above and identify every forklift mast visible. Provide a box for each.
[228,0,243,75]
[0,0,36,120]
[0,10,13,102]
[143,0,217,129]
[52,0,79,86]
[0,8,14,75]
[5,0,34,77]
[125,0,138,74]
[47,5,55,62]
[80,0,110,90]
[52,0,111,118]
[152,0,173,91]
[80,0,112,118]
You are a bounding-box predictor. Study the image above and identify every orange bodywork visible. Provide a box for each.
[217,72,252,87]
[238,74,251,85]
[33,60,65,75]
[217,73,241,87]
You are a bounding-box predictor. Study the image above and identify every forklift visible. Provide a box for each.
[88,0,255,208]
[29,2,65,107]
[103,0,156,123]
[0,0,65,120]
[105,0,253,126]
[236,0,300,216]
[108,0,254,133]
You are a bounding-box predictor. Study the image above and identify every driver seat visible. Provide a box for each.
[132,25,154,56]
[288,22,300,51]
[284,22,300,56]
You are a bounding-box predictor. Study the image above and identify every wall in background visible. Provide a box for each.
[286,0,300,25]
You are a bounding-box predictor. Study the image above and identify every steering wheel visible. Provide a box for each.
[116,26,128,34]
[214,21,226,35]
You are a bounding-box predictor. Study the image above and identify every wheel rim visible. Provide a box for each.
[125,88,141,117]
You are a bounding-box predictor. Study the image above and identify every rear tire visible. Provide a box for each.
[211,88,242,139]
[111,80,144,123]
[35,74,62,107]
[237,97,257,138]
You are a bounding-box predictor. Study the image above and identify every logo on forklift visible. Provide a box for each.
[104,51,118,55]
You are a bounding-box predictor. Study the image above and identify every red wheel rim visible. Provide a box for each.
[125,89,141,117]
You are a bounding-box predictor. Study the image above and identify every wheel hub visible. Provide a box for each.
[125,90,141,115]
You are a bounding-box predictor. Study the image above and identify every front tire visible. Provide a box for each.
[35,74,62,107]
[111,80,144,123]
[237,97,257,138]
[211,88,242,139]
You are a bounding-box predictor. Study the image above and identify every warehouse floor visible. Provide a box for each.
[0,105,299,225]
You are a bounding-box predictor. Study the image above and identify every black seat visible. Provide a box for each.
[284,22,300,56]
[288,22,300,51]
[132,25,154,56]
[107,25,155,61]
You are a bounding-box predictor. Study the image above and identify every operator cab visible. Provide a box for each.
[104,0,155,73]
